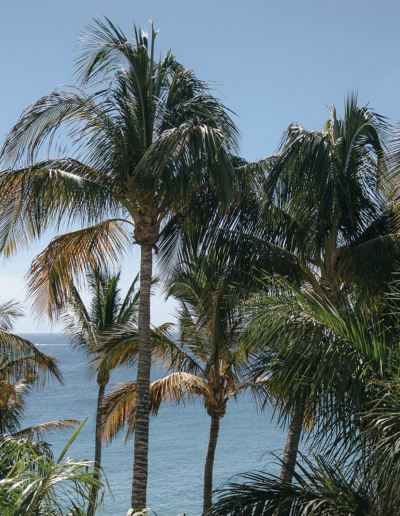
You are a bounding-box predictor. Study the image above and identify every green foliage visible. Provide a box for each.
[0,422,105,516]
[207,453,373,516]
[62,269,140,378]
[209,277,400,514]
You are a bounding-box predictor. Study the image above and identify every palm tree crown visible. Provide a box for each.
[266,91,393,295]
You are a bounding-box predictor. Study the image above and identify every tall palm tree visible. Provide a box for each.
[0,18,241,509]
[100,249,255,513]
[62,269,140,516]
[206,92,396,483]
[263,93,395,481]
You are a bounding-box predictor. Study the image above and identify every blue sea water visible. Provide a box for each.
[21,334,292,516]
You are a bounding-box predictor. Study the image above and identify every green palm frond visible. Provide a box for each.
[207,452,373,516]
[62,269,142,381]
[0,307,64,435]
[0,330,63,388]
[0,422,106,516]
[0,299,24,330]
[242,274,400,450]
[266,91,389,265]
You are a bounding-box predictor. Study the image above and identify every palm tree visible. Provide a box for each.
[243,275,400,484]
[264,93,396,481]
[206,92,396,483]
[208,281,400,516]
[0,18,241,509]
[62,269,141,516]
[100,248,255,513]
[0,298,79,439]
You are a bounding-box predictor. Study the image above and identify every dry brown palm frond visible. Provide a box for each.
[0,382,17,407]
[26,219,133,320]
[100,372,209,444]
[13,419,80,439]
[150,372,209,412]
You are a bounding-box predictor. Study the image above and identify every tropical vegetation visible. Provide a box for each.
[0,420,105,516]
[0,297,78,439]
[0,16,245,511]
[99,242,262,512]
[0,13,400,516]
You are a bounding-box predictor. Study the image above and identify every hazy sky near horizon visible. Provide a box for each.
[1,0,400,331]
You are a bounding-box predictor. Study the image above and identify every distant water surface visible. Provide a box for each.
[22,334,294,516]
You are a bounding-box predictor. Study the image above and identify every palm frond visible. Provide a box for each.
[0,330,63,385]
[100,373,208,444]
[26,219,133,319]
[13,419,80,439]
[207,452,373,516]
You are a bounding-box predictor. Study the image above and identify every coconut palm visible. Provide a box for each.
[62,269,141,516]
[204,92,397,483]
[100,247,255,513]
[243,275,400,480]
[208,92,395,297]
[262,93,396,481]
[266,91,394,296]
[0,17,242,509]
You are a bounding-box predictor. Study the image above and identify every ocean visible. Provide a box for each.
[21,334,292,516]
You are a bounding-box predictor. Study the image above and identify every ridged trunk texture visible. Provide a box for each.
[87,376,108,516]
[131,244,153,510]
[203,417,220,513]
[280,400,305,484]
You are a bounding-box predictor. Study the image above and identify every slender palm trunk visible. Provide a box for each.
[203,416,220,513]
[280,399,305,484]
[131,244,153,510]
[87,376,108,516]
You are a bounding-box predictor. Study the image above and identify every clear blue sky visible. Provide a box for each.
[1,0,400,331]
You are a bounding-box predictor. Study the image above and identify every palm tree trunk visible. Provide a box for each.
[280,399,305,484]
[87,376,108,516]
[203,416,220,513]
[131,244,153,510]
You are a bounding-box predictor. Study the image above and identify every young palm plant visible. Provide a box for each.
[0,420,105,516]
[100,249,254,513]
[0,18,243,510]
[62,269,140,516]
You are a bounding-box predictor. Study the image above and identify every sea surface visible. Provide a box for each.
[21,334,295,516]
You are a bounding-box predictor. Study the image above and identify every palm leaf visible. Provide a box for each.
[26,219,133,319]
[100,373,208,444]
[13,418,80,439]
